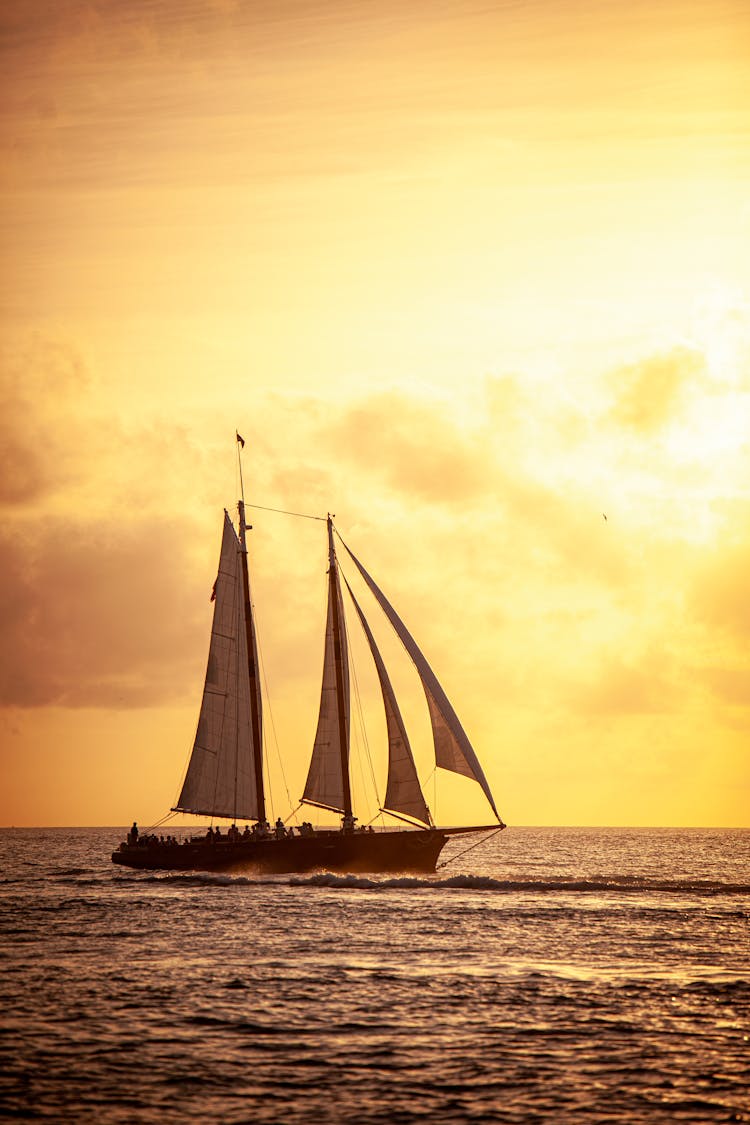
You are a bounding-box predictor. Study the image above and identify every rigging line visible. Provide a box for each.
[246,502,327,522]
[254,601,275,822]
[233,562,242,824]
[208,561,233,827]
[209,557,239,824]
[254,599,293,816]
[284,803,303,826]
[173,713,200,814]
[337,551,391,828]
[263,735,274,823]
[436,826,506,870]
[341,564,383,812]
[350,653,381,815]
[260,664,275,822]
[354,646,383,810]
[145,811,177,833]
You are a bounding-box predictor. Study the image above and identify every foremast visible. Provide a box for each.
[327,516,353,820]
[238,499,266,825]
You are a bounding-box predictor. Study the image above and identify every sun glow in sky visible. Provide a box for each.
[1,0,749,828]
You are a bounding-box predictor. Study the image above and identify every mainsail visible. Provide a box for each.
[302,521,351,814]
[174,511,260,821]
[343,576,432,827]
[341,538,501,822]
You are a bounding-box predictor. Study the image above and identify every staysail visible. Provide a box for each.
[302,521,351,814]
[341,539,501,822]
[343,576,432,827]
[174,511,260,821]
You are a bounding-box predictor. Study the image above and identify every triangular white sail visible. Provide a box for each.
[302,559,350,813]
[341,539,501,822]
[343,576,431,827]
[174,511,259,820]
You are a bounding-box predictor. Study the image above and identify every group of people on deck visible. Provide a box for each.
[125,823,179,848]
[205,823,253,843]
[342,814,375,835]
[203,819,299,842]
[125,813,377,849]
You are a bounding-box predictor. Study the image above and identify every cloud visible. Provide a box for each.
[569,648,679,718]
[695,664,750,713]
[691,541,750,644]
[1,333,747,739]
[0,516,206,708]
[0,336,90,504]
[607,347,705,432]
[324,391,490,506]
[319,384,634,604]
[0,334,222,709]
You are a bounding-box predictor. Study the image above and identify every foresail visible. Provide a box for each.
[341,539,501,822]
[175,512,259,821]
[302,563,350,813]
[343,576,431,827]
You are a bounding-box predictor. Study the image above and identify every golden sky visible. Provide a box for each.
[1,0,749,827]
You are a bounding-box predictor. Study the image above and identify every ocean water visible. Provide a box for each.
[0,827,748,1124]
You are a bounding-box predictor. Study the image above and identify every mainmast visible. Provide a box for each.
[327,515,353,820]
[238,497,266,824]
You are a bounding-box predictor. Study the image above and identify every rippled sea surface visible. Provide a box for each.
[1,827,748,1123]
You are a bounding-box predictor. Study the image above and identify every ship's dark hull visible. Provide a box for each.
[111,828,450,875]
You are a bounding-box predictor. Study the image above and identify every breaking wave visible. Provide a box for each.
[111,870,750,896]
[289,873,750,895]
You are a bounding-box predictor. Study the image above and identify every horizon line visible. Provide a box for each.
[1,823,748,831]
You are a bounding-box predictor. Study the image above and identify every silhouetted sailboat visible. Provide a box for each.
[112,459,504,874]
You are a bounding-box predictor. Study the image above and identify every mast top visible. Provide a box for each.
[326,513,337,568]
[236,430,246,508]
[236,434,250,552]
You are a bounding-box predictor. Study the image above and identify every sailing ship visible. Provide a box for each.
[112,461,504,875]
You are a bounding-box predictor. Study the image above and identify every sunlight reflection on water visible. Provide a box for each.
[1,827,748,1124]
